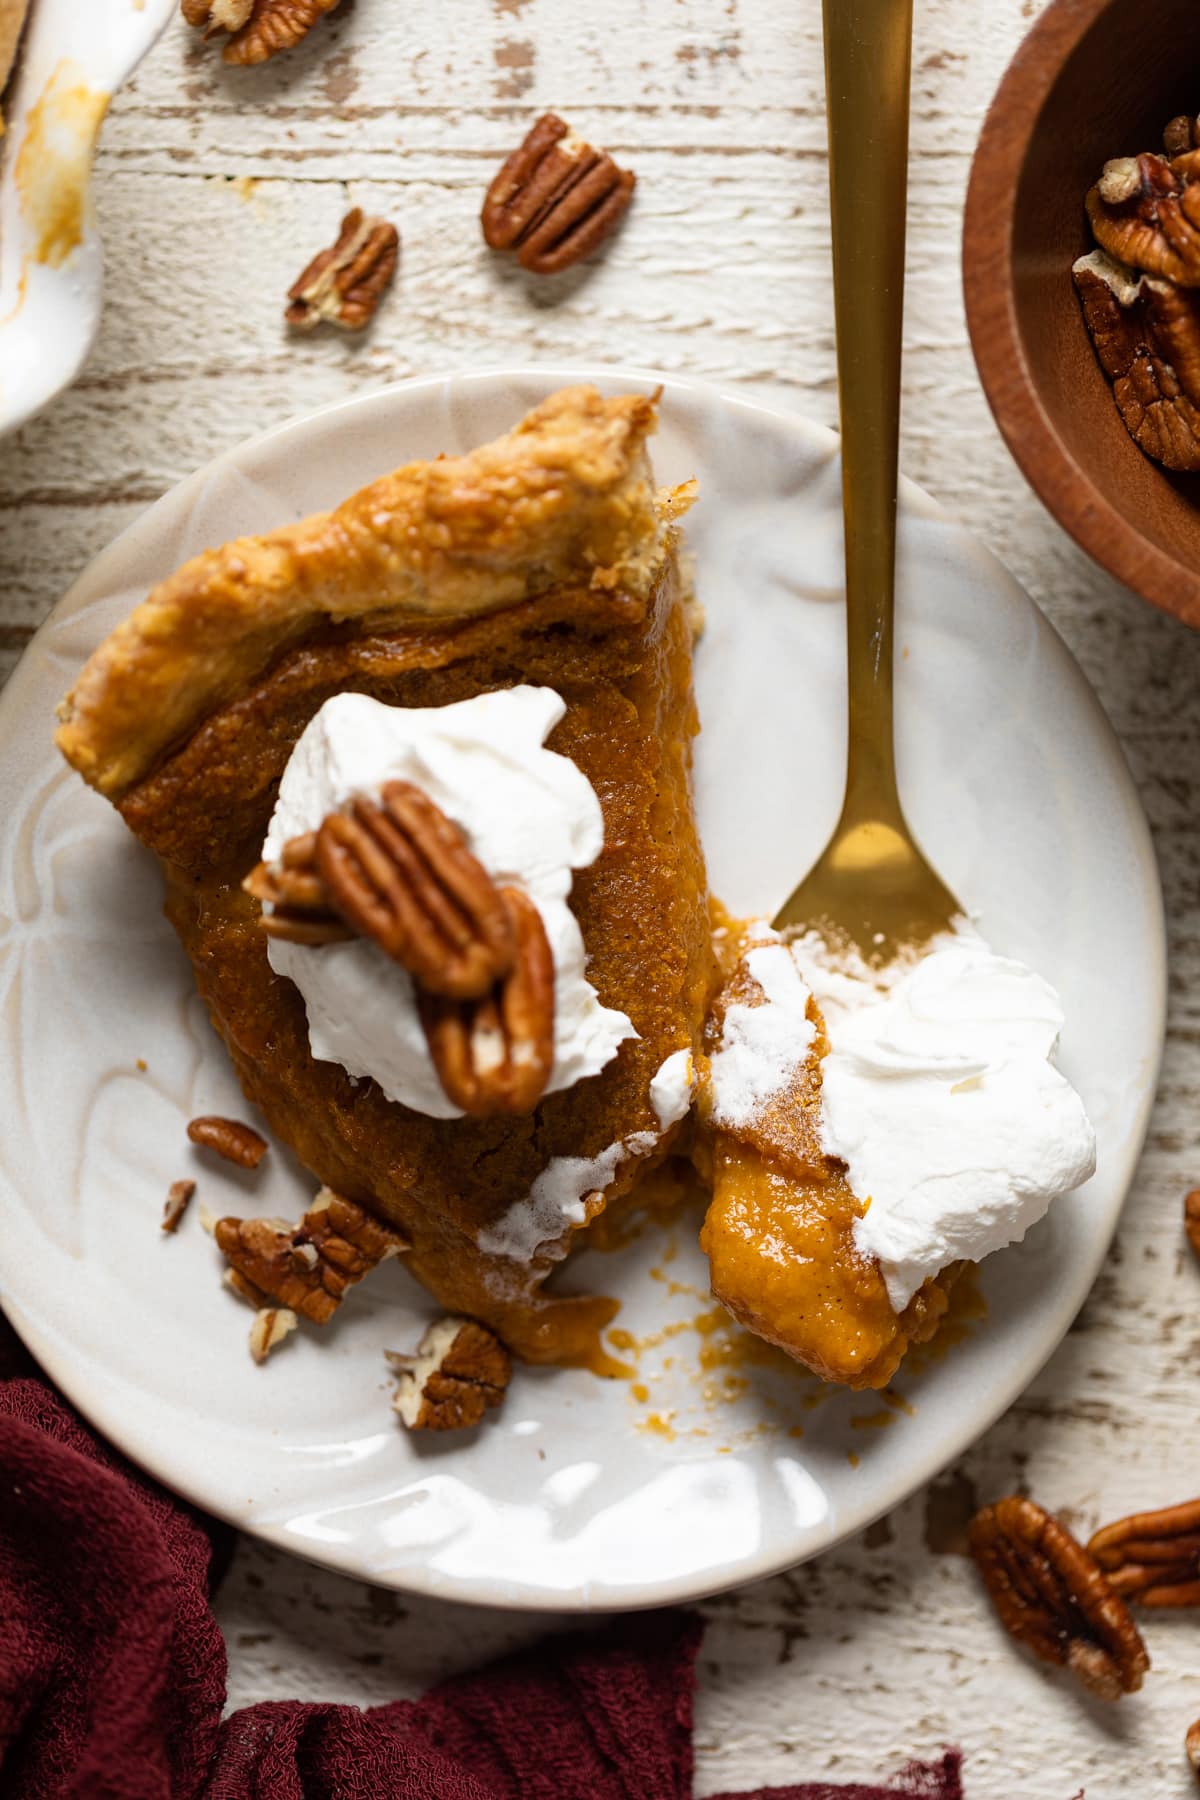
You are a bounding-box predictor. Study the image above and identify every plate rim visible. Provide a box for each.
[0,363,1168,1611]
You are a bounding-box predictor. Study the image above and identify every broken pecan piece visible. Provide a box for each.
[187,1115,269,1169]
[387,1318,511,1431]
[481,112,636,276]
[419,885,555,1117]
[969,1497,1149,1700]
[316,781,515,998]
[285,208,399,333]
[1090,1499,1200,1607]
[181,0,253,35]
[248,1306,297,1364]
[215,1189,407,1324]
[243,832,353,946]
[161,1179,196,1234]
[184,0,341,65]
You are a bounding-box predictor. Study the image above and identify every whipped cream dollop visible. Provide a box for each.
[262,687,636,1119]
[711,926,1097,1312]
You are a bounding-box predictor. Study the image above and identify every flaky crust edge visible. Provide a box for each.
[56,386,670,800]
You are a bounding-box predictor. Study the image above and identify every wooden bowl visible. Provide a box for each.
[964,0,1200,629]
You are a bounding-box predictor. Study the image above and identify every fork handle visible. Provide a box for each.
[822,0,914,824]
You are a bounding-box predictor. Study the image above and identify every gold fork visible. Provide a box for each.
[773,0,963,961]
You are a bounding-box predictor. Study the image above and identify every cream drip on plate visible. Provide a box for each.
[710,924,1097,1312]
[261,687,636,1119]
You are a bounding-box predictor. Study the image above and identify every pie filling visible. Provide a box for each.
[55,386,1097,1397]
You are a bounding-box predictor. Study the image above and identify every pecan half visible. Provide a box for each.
[215,1189,407,1324]
[969,1497,1149,1700]
[243,832,353,946]
[481,112,636,276]
[1090,1499,1200,1607]
[387,1317,511,1431]
[285,208,399,333]
[1074,252,1200,470]
[419,885,555,1117]
[1087,151,1200,287]
[187,1115,269,1169]
[161,1179,196,1234]
[1186,1188,1200,1256]
[248,1306,297,1364]
[1165,116,1200,159]
[316,781,515,998]
[184,0,341,65]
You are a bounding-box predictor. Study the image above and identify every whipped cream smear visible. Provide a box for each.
[262,687,636,1120]
[710,925,1097,1311]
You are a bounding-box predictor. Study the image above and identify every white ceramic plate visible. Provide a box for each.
[0,0,175,437]
[0,368,1165,1610]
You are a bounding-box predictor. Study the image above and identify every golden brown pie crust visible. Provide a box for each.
[56,386,668,801]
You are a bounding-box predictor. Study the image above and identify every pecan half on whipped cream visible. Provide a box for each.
[314,780,515,998]
[244,781,557,1117]
[418,885,555,1117]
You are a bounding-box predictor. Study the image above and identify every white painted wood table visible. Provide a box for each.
[4,2,1199,1792]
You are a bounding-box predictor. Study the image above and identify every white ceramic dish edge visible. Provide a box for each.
[0,0,175,438]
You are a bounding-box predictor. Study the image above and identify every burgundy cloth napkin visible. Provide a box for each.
[0,1317,963,1800]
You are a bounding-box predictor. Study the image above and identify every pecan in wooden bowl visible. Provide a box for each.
[964,0,1200,630]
